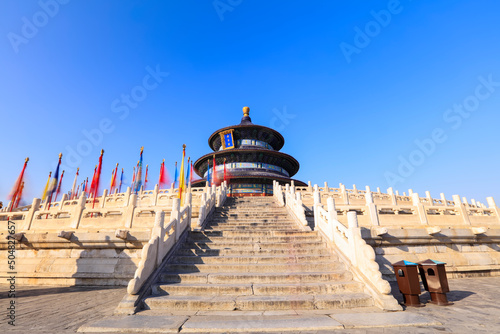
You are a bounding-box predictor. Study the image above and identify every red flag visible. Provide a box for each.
[92,149,104,210]
[212,155,219,186]
[90,165,97,197]
[223,158,227,182]
[13,182,24,209]
[144,164,149,190]
[54,170,65,201]
[9,157,29,211]
[158,159,171,188]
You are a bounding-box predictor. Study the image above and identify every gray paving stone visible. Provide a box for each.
[330,312,442,328]
[180,314,344,332]
[77,315,188,333]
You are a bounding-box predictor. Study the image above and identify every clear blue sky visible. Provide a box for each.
[1,0,499,205]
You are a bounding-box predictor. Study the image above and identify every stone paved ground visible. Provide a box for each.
[1,277,500,333]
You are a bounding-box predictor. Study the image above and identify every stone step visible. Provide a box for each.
[183,240,328,250]
[153,281,363,296]
[215,208,286,212]
[206,222,297,227]
[204,226,298,231]
[211,218,292,222]
[176,248,332,257]
[172,254,337,264]
[159,271,353,284]
[164,262,345,273]
[192,230,318,237]
[144,293,373,311]
[186,236,323,244]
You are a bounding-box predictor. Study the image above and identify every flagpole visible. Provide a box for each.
[70,168,79,200]
[42,171,52,202]
[54,170,65,202]
[47,153,63,215]
[91,149,104,215]
[178,145,186,203]
[9,157,29,212]
[119,168,124,193]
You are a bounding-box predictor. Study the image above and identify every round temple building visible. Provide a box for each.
[192,106,306,196]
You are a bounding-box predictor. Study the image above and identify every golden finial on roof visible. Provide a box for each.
[243,106,250,117]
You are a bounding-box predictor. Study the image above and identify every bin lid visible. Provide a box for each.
[392,260,418,266]
[419,259,446,265]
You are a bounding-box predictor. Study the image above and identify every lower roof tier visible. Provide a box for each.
[194,148,300,178]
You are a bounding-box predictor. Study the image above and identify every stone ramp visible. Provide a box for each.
[140,196,375,312]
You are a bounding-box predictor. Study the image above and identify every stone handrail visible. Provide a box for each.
[273,181,308,228]
[0,184,215,233]
[296,184,500,228]
[196,181,228,228]
[127,193,192,295]
[314,196,401,311]
[295,182,496,211]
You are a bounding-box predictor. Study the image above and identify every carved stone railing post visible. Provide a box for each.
[453,194,471,225]
[71,192,87,229]
[155,210,166,267]
[124,187,132,207]
[440,193,447,206]
[340,183,349,205]
[425,191,432,205]
[59,194,68,210]
[387,187,397,205]
[100,189,108,208]
[365,186,380,226]
[486,197,500,222]
[153,184,159,206]
[412,193,428,225]
[124,193,137,229]
[22,198,41,231]
[172,198,180,241]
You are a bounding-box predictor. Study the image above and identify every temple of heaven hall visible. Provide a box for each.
[192,106,306,196]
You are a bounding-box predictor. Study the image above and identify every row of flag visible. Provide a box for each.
[7,145,206,210]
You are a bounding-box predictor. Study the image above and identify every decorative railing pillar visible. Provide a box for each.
[59,194,68,210]
[387,187,397,205]
[71,192,87,229]
[172,198,181,241]
[22,198,42,231]
[365,186,380,226]
[453,194,471,225]
[100,189,108,208]
[440,193,447,206]
[153,184,159,206]
[486,197,500,222]
[340,183,349,205]
[412,193,428,225]
[154,210,166,267]
[124,193,137,228]
[124,187,132,207]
